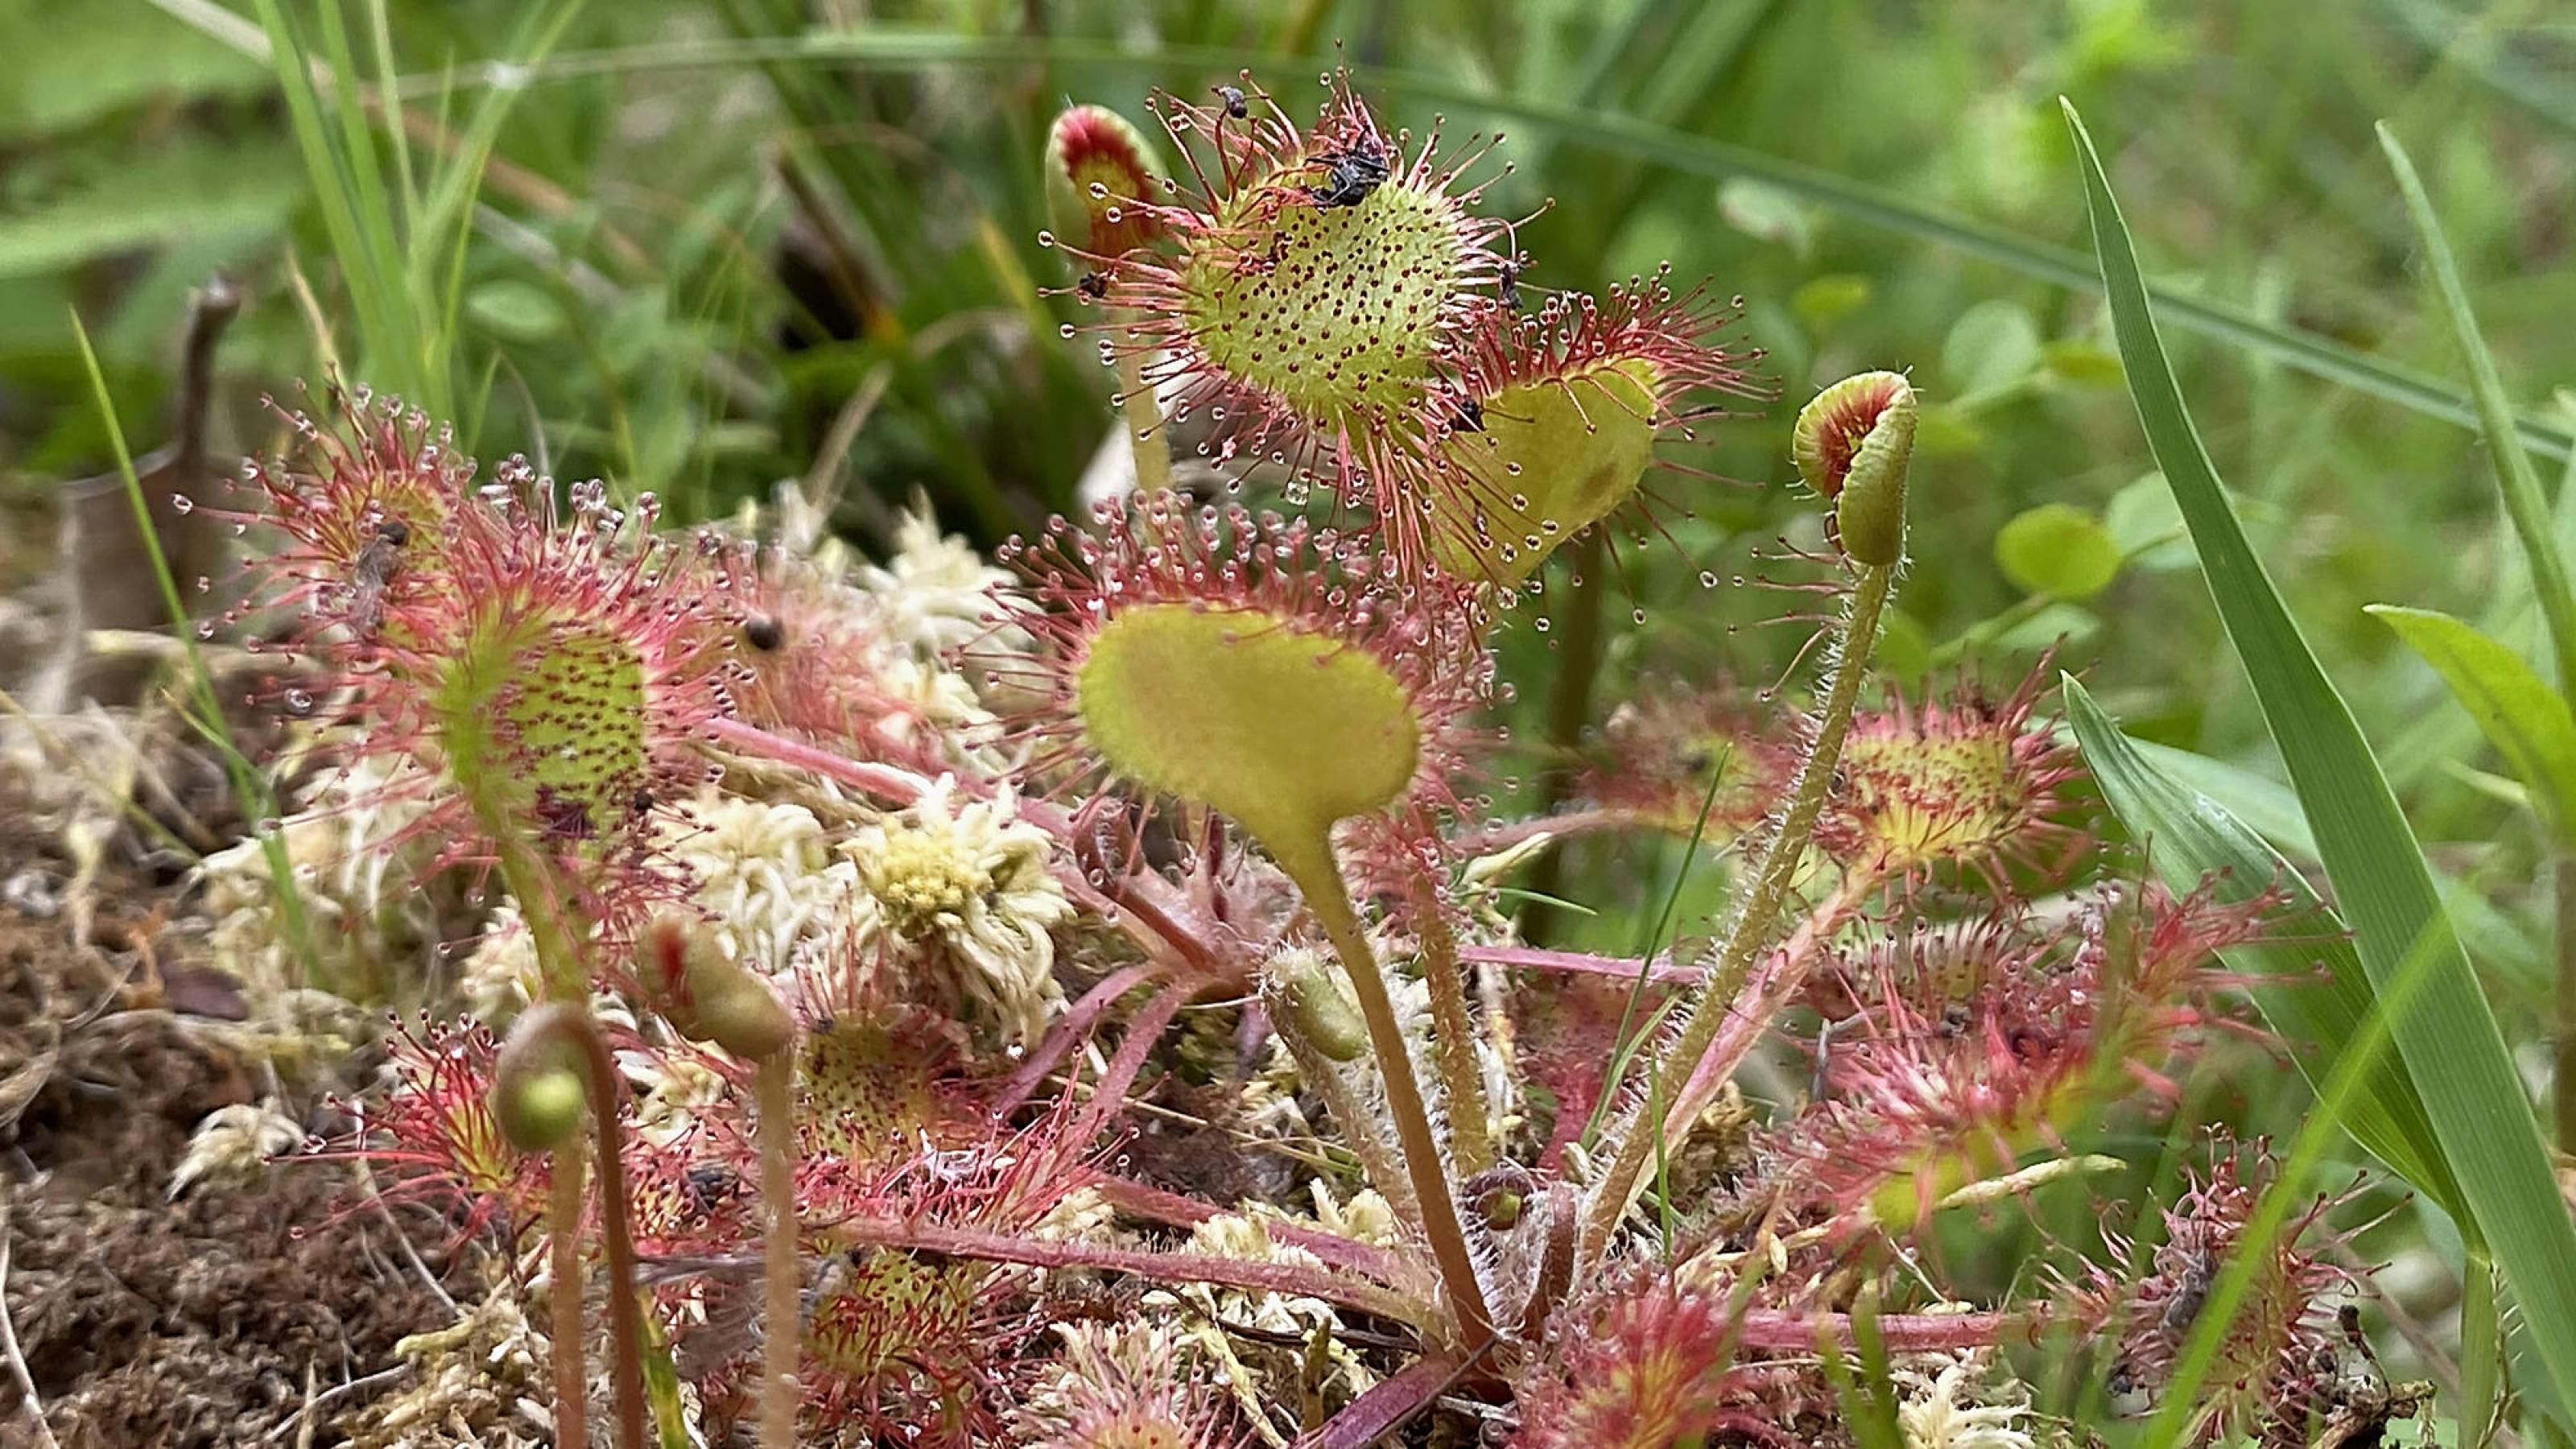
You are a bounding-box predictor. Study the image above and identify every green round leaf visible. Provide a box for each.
[1994,502,2120,599]
[1941,299,2042,395]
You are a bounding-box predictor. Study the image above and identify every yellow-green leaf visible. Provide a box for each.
[2369,604,2576,841]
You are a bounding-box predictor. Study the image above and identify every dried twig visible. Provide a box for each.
[259,1361,411,1444]
[0,1195,65,1449]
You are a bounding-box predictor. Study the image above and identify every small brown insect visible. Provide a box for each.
[1075,270,1109,302]
[743,613,785,651]
[1214,84,1248,120]
[347,517,411,637]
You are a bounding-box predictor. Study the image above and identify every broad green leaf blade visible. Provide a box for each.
[2370,604,2576,840]
[2380,124,2576,694]
[2063,678,2462,1214]
[2065,97,2576,1409]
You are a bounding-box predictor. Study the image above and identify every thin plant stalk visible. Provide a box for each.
[755,1051,800,1449]
[564,1013,650,1449]
[1276,838,1495,1347]
[1649,869,1878,1170]
[1110,306,1172,493]
[2379,125,2576,696]
[546,1150,589,1449]
[2561,855,2576,1154]
[1581,561,1896,1257]
[489,847,621,1442]
[1406,860,1492,1175]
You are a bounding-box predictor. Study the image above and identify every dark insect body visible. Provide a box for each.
[1307,141,1389,209]
[347,517,411,638]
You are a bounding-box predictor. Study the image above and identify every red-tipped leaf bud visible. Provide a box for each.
[1794,370,1915,566]
[1045,104,1165,257]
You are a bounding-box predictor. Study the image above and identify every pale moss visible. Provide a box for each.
[843,778,1071,1046]
[167,1100,303,1199]
[1894,1352,2039,1449]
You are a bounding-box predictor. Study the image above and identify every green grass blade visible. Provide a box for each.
[2370,604,2576,840]
[386,30,2576,464]
[2380,122,2576,691]
[69,310,313,980]
[2065,94,2576,1410]
[254,0,427,406]
[2063,677,2461,1213]
[2143,911,2442,1447]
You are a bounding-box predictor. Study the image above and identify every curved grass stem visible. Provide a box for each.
[1580,563,1895,1259]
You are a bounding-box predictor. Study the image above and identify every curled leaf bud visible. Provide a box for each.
[646,916,796,1060]
[1045,104,1165,257]
[1270,948,1368,1062]
[492,1003,589,1152]
[1793,371,1915,567]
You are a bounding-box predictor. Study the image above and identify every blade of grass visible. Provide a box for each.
[2066,96,2576,1411]
[252,0,432,408]
[2380,123,2576,691]
[2142,911,2441,1447]
[386,30,2576,463]
[2064,678,2462,1216]
[69,310,312,977]
[2368,604,2576,838]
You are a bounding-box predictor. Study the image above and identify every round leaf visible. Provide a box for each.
[1995,502,2120,599]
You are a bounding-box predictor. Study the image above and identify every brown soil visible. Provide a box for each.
[0,786,453,1448]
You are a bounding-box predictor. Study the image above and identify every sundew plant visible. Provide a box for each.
[135,39,2574,1449]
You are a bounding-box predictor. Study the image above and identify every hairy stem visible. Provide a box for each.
[565,1016,649,1449]
[1406,861,1492,1175]
[495,844,597,1441]
[1581,564,1894,1259]
[755,1052,800,1449]
[546,1152,588,1449]
[1110,305,1173,493]
[1276,836,1494,1348]
[1266,989,1424,1236]
[1650,872,1876,1170]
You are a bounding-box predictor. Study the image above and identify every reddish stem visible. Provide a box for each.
[993,963,1158,1117]
[1736,1307,2020,1354]
[1086,1175,1409,1282]
[1459,943,1695,985]
[1067,977,1191,1144]
[706,716,939,803]
[562,1016,649,1449]
[828,1216,1425,1326]
[1293,1351,1468,1449]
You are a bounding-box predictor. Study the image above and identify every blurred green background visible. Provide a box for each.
[2,0,2571,1028]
